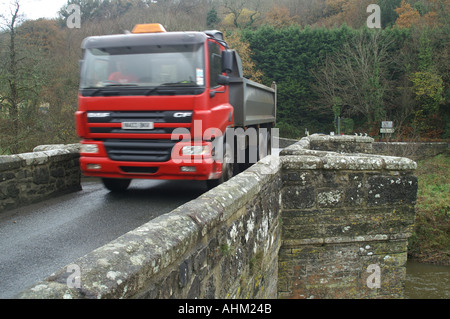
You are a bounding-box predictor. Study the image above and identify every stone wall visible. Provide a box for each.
[278,136,417,298]
[0,144,81,213]
[373,141,448,161]
[19,156,282,299]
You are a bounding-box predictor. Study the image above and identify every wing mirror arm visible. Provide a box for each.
[210,50,233,98]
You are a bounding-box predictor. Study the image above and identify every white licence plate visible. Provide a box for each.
[122,122,154,130]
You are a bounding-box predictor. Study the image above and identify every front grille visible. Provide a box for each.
[90,127,182,134]
[104,139,177,162]
[87,111,192,135]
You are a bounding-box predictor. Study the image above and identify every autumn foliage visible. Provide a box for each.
[0,0,448,153]
[395,0,450,28]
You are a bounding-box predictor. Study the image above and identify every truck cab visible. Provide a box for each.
[75,24,276,191]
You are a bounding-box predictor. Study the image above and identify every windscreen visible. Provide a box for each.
[80,44,205,94]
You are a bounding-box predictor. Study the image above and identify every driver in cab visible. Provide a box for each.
[108,58,138,84]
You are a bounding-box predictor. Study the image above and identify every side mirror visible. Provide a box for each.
[222,50,233,74]
[217,74,229,85]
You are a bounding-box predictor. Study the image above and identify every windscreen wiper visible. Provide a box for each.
[144,81,198,96]
[84,83,139,96]
[103,82,139,87]
[81,87,110,96]
[160,80,197,86]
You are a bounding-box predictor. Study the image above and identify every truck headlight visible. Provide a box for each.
[182,145,211,156]
[87,164,102,170]
[81,144,99,154]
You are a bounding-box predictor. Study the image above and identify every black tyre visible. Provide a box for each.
[102,178,131,192]
[207,142,235,189]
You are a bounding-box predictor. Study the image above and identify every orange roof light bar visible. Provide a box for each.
[132,23,167,34]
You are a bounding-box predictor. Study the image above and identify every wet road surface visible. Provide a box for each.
[0,178,208,298]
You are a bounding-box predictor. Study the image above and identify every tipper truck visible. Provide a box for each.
[75,23,276,191]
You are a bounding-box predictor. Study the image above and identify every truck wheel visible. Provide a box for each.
[207,142,234,189]
[102,178,131,192]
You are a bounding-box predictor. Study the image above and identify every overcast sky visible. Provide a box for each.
[1,0,66,20]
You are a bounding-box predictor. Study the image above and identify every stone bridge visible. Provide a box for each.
[0,135,435,298]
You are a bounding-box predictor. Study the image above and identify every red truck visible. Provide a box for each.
[75,24,276,191]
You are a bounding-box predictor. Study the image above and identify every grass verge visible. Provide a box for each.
[408,151,450,265]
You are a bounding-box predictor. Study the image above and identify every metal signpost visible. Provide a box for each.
[380,121,394,140]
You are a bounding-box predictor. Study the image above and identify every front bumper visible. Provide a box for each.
[79,140,222,181]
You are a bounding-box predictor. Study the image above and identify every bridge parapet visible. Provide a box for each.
[0,144,81,212]
[19,155,283,299]
[18,134,418,299]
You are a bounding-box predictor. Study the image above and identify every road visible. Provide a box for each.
[0,178,208,299]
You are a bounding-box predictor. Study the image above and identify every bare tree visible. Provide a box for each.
[220,0,265,29]
[0,0,53,153]
[0,0,23,153]
[289,0,327,26]
[312,30,395,127]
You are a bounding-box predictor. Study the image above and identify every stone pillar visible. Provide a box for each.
[309,134,374,154]
[278,136,417,299]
